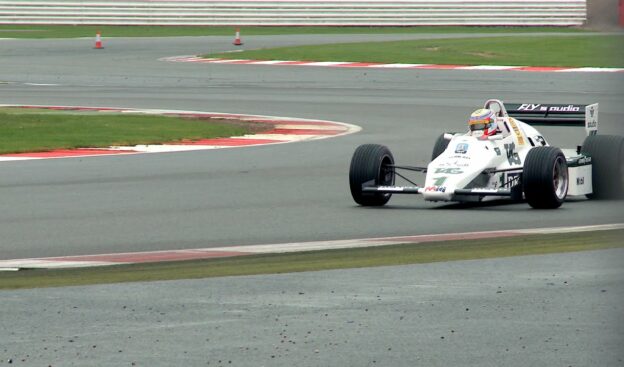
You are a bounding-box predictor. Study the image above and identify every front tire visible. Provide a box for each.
[523,147,568,209]
[581,135,624,199]
[349,144,395,206]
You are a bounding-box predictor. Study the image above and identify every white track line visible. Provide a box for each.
[162,56,624,73]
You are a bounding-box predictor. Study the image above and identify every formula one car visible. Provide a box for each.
[349,99,623,209]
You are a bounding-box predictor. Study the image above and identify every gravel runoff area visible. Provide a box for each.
[2,248,622,367]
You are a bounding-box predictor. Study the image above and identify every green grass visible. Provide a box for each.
[208,35,624,68]
[1,229,622,290]
[0,25,582,38]
[0,108,258,154]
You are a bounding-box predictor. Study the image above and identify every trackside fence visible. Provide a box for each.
[0,0,587,27]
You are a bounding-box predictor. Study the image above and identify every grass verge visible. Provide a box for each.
[208,35,624,68]
[1,229,622,290]
[0,108,261,154]
[0,25,582,38]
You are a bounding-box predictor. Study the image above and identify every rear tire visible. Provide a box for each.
[431,133,450,161]
[523,147,568,209]
[349,144,395,206]
[581,135,624,199]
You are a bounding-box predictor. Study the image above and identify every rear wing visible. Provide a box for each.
[505,103,598,136]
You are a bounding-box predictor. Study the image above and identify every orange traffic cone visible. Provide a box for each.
[233,28,243,46]
[94,31,103,49]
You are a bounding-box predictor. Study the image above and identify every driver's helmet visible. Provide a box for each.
[468,108,498,136]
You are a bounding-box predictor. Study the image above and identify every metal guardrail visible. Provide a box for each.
[0,1,587,26]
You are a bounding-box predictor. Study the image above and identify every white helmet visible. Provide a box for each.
[468,108,498,136]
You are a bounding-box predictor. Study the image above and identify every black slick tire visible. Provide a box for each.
[523,146,568,209]
[349,144,395,206]
[581,135,624,199]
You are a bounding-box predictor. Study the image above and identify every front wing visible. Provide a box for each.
[362,186,513,197]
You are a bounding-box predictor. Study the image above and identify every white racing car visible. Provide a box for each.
[349,99,623,209]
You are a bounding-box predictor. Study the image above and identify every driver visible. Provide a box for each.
[468,108,499,138]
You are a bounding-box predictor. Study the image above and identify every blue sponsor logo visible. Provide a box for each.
[455,143,469,154]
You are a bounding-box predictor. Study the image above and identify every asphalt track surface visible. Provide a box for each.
[1,34,623,260]
[1,33,623,366]
[2,249,623,366]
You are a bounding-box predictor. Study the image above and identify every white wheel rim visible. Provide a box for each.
[553,156,568,200]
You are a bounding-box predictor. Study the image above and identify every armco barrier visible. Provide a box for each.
[0,0,587,26]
